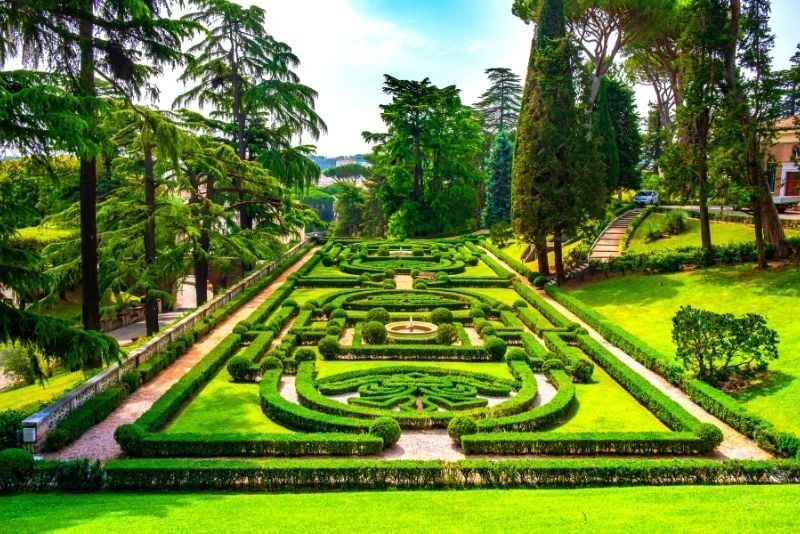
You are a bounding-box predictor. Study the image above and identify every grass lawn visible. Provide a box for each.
[628,212,800,253]
[315,360,514,380]
[453,261,500,278]
[0,370,84,414]
[165,365,292,434]
[568,264,800,433]
[471,288,523,306]
[289,288,337,306]
[306,263,359,278]
[552,362,668,433]
[499,240,582,273]
[2,486,799,532]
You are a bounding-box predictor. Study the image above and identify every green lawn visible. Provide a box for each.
[306,263,359,278]
[499,240,582,273]
[454,260,500,278]
[568,264,800,433]
[0,371,84,414]
[2,486,799,533]
[315,360,514,380]
[289,288,337,306]
[165,364,292,434]
[552,362,668,433]
[628,212,800,253]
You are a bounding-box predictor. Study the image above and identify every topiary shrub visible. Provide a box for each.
[529,358,545,371]
[382,279,396,289]
[543,358,565,371]
[0,448,34,492]
[121,371,141,394]
[232,324,249,335]
[505,347,529,362]
[435,272,450,282]
[697,423,724,448]
[358,274,371,284]
[260,356,284,373]
[294,347,316,363]
[114,423,144,455]
[413,279,428,290]
[330,308,348,320]
[369,416,401,447]
[513,299,528,308]
[484,336,507,359]
[429,307,454,324]
[470,308,485,319]
[362,321,388,344]
[326,324,343,336]
[323,302,337,317]
[479,325,496,337]
[411,246,424,256]
[377,245,390,257]
[318,336,341,358]
[227,355,257,382]
[281,299,298,308]
[447,415,478,443]
[410,268,420,277]
[303,299,320,310]
[366,307,391,324]
[533,275,548,288]
[570,359,595,383]
[0,410,24,449]
[383,268,396,278]
[321,255,335,267]
[435,323,458,345]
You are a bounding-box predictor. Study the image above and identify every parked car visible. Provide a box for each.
[633,190,659,207]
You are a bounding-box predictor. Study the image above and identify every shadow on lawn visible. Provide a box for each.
[733,370,796,403]
[574,275,684,306]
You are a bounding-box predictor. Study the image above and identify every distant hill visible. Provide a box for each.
[310,154,368,171]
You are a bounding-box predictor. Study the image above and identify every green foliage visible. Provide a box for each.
[474,67,523,135]
[366,307,391,324]
[570,359,595,383]
[428,307,454,325]
[482,133,514,228]
[362,321,388,345]
[672,305,779,384]
[318,336,341,358]
[0,448,34,492]
[484,336,507,359]
[369,417,402,447]
[260,356,284,373]
[0,410,23,449]
[447,415,478,442]
[52,458,104,492]
[294,348,316,363]
[533,276,548,288]
[593,78,620,191]
[544,358,565,371]
[227,355,257,382]
[489,221,514,248]
[505,347,529,363]
[46,384,128,451]
[605,78,642,192]
[435,323,458,345]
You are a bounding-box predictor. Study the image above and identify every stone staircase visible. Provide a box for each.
[588,208,642,261]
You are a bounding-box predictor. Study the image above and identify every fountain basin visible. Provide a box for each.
[389,250,412,256]
[386,320,438,340]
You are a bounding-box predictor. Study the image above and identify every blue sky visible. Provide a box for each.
[159,0,800,156]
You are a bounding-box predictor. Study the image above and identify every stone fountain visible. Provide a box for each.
[386,315,438,340]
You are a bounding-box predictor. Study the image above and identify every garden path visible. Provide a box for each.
[395,275,413,289]
[44,245,320,461]
[479,246,771,460]
[588,208,641,261]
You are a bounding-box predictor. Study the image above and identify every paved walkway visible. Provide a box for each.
[45,246,320,461]
[395,275,413,290]
[479,246,770,460]
[588,208,641,261]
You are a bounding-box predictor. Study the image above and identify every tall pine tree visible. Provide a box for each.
[482,131,514,227]
[593,79,620,192]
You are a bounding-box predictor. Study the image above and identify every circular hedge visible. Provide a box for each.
[447,415,478,442]
[369,417,401,447]
[505,347,529,362]
[294,347,317,363]
[260,356,284,373]
[362,321,388,344]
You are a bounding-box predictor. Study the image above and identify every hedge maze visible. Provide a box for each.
[107,237,728,473]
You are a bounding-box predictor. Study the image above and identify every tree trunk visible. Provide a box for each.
[78,12,101,347]
[535,231,550,276]
[143,140,159,336]
[752,197,767,269]
[194,229,210,307]
[697,109,712,251]
[230,43,252,230]
[553,228,564,285]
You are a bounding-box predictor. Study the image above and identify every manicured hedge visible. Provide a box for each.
[335,345,501,361]
[295,277,361,288]
[45,384,128,451]
[243,331,276,363]
[479,240,538,282]
[100,458,800,491]
[513,282,573,330]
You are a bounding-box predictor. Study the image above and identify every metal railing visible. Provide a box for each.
[21,238,311,452]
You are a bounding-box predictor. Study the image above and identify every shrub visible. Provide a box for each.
[529,358,545,371]
[410,268,420,277]
[232,324,248,335]
[377,245,390,257]
[53,458,104,492]
[362,321,388,344]
[326,324,343,336]
[435,323,458,345]
[366,307,391,324]
[447,415,478,442]
[413,279,428,290]
[369,417,401,447]
[121,371,141,394]
[227,355,257,382]
[513,299,528,308]
[533,275,548,288]
[505,347,529,362]
[318,336,341,358]
[45,384,128,451]
[303,299,320,310]
[571,359,595,383]
[480,325,496,337]
[0,410,24,449]
[383,268,396,277]
[429,307,454,324]
[330,308,348,320]
[644,223,663,243]
[358,274,371,284]
[470,308,485,319]
[0,448,34,492]
[260,356,284,373]
[321,255,335,267]
[544,358,565,371]
[695,423,724,448]
[411,246,424,256]
[382,279,396,289]
[294,348,316,363]
[664,209,688,234]
[484,336,507,359]
[435,272,450,282]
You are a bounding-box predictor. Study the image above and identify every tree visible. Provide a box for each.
[672,305,778,384]
[474,67,523,135]
[176,0,325,228]
[332,183,366,237]
[363,76,483,238]
[0,1,194,332]
[512,0,604,282]
[481,131,514,227]
[606,78,643,192]
[776,45,800,118]
[324,163,372,184]
[592,78,620,191]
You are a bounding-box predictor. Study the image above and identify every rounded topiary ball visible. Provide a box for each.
[227,355,256,382]
[505,347,528,362]
[470,308,485,319]
[318,336,341,358]
[326,324,343,336]
[413,280,428,290]
[543,358,566,371]
[281,299,298,308]
[410,268,420,277]
[436,323,458,345]
[484,336,507,359]
[429,307,454,325]
[697,423,724,448]
[369,417,401,447]
[260,356,284,373]
[294,347,317,363]
[479,325,496,337]
[435,271,450,282]
[330,308,348,320]
[383,268,396,277]
[382,279,396,289]
[570,359,594,383]
[533,275,549,288]
[366,307,391,324]
[362,321,388,344]
[447,415,478,443]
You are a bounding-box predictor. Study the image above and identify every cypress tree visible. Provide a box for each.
[593,79,620,192]
[482,131,514,228]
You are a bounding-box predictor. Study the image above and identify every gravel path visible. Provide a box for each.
[45,246,320,461]
[395,275,413,290]
[480,246,771,460]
